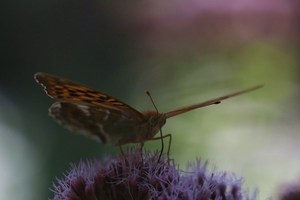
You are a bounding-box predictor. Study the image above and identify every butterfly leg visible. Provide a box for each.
[119,145,133,167]
[119,145,125,157]
[140,142,144,151]
[148,133,172,163]
[139,142,144,160]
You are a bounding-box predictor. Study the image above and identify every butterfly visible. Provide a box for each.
[34,72,263,155]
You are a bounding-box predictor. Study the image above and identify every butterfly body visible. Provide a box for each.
[35,72,262,146]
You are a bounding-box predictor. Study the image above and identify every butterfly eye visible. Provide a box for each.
[151,116,158,123]
[149,115,165,129]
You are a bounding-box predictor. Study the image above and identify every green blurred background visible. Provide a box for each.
[1,1,299,199]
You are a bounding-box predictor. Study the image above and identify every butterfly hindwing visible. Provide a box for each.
[49,102,142,145]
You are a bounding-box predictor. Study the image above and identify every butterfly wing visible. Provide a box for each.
[49,102,141,145]
[35,72,148,145]
[34,72,145,120]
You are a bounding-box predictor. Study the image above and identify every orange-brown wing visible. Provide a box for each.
[34,72,145,120]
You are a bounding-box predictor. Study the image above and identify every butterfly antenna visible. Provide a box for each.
[146,91,164,163]
[146,91,159,113]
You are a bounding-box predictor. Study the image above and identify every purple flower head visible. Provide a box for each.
[51,148,257,200]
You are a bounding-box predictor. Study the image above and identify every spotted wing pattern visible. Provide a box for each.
[34,72,144,119]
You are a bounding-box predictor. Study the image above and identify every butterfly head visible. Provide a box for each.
[142,111,167,139]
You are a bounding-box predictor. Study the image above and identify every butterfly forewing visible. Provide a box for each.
[34,72,145,120]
